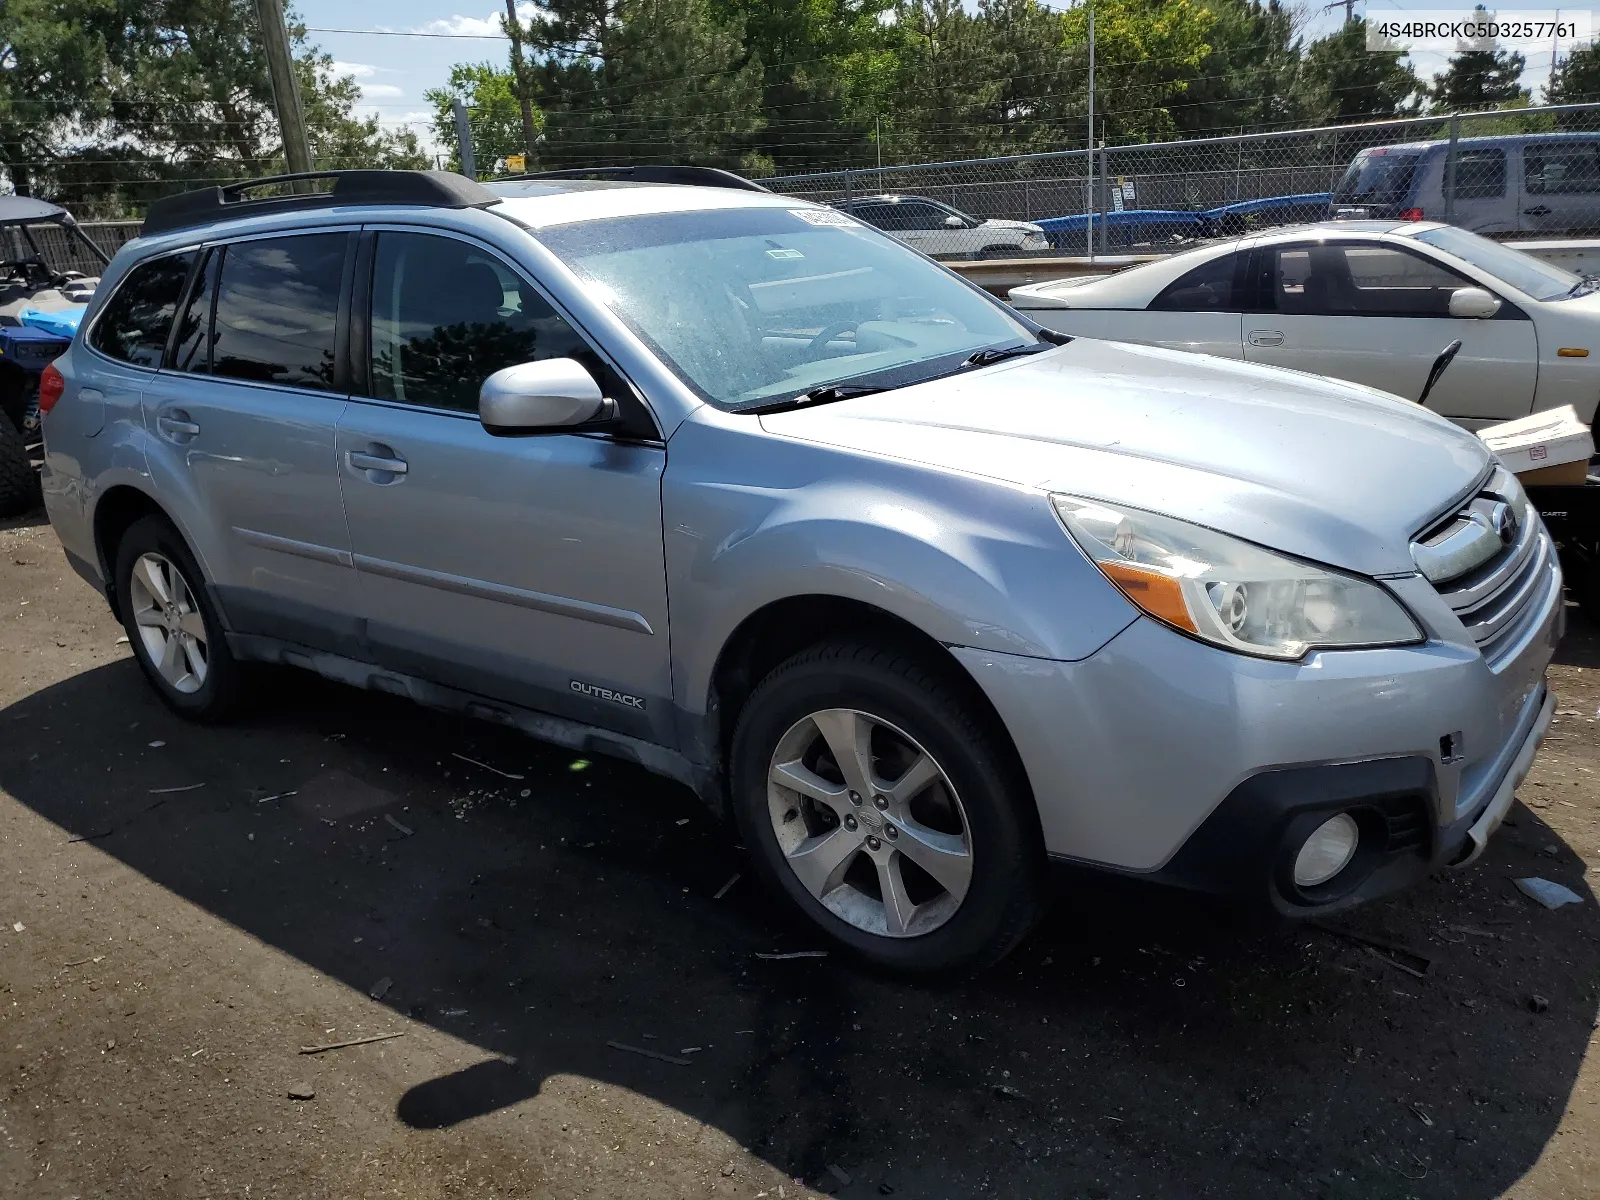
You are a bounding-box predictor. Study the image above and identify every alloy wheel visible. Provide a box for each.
[128,552,208,694]
[766,707,973,937]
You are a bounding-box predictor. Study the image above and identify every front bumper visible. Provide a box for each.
[950,551,1563,912]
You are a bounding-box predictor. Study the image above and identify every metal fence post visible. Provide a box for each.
[1099,139,1110,255]
[1443,114,1460,225]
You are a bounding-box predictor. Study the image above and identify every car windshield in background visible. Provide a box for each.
[1410,225,1583,301]
[1333,152,1420,205]
[535,207,1037,410]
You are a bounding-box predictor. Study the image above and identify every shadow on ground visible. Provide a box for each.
[2,637,1597,1198]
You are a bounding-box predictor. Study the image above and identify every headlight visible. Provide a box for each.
[1051,495,1423,660]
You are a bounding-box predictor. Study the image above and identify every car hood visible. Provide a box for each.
[759,339,1492,576]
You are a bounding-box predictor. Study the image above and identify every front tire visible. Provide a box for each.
[730,639,1046,975]
[113,515,247,721]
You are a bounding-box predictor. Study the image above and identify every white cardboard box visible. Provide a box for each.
[1478,405,1595,485]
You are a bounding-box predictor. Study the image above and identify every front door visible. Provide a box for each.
[140,231,361,649]
[336,229,673,742]
[1241,240,1537,425]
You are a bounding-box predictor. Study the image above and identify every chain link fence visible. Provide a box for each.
[760,102,1600,260]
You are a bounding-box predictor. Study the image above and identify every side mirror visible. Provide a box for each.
[1448,286,1501,319]
[479,358,615,435]
[943,214,966,228]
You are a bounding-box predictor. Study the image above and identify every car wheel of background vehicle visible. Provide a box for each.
[730,639,1046,975]
[977,244,1018,260]
[113,515,247,721]
[0,411,40,517]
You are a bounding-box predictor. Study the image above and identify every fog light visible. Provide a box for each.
[1293,813,1360,887]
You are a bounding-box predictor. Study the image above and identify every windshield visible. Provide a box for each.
[1411,225,1583,301]
[534,207,1039,410]
[1333,151,1421,205]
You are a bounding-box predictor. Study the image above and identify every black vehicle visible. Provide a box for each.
[0,197,108,515]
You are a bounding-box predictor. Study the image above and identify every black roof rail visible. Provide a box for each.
[142,170,501,236]
[501,165,770,192]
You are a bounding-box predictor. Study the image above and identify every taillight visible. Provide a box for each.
[1399,207,1425,221]
[38,363,65,415]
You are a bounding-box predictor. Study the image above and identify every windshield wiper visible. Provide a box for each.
[962,341,1058,368]
[1565,275,1600,298]
[741,383,887,415]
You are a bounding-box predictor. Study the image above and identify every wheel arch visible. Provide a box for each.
[700,593,1032,818]
[91,484,188,622]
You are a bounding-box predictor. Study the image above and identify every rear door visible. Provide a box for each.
[335,228,673,741]
[139,230,361,649]
[1241,238,1536,423]
[1520,139,1600,236]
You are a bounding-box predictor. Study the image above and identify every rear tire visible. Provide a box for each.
[730,639,1046,976]
[0,411,39,517]
[113,515,248,721]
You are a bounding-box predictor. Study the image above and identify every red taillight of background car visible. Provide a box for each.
[1399,208,1425,221]
[38,363,65,415]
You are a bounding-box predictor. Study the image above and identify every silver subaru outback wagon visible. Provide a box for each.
[38,168,1562,974]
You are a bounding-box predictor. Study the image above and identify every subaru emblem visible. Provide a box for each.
[1490,502,1519,546]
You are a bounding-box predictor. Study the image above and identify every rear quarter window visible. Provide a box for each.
[89,252,195,368]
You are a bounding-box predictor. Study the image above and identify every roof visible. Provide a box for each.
[490,182,804,230]
[0,196,70,225]
[1357,129,1600,156]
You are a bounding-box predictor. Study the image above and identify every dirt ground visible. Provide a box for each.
[1,508,1598,1200]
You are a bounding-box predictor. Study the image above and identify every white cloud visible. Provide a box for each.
[413,4,550,37]
[331,60,377,79]
[359,82,405,100]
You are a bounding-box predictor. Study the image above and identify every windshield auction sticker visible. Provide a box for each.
[1367,9,1592,52]
[791,209,859,227]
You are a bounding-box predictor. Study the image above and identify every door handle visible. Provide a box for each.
[1247,330,1285,347]
[1523,205,1552,216]
[346,449,408,476]
[157,411,200,438]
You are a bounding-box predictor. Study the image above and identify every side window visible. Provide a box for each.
[369,232,596,413]
[867,203,916,231]
[89,251,194,368]
[901,202,952,231]
[1272,243,1471,317]
[211,233,348,391]
[1149,252,1241,311]
[846,203,893,230]
[1525,143,1600,194]
[171,248,217,373]
[1451,148,1506,200]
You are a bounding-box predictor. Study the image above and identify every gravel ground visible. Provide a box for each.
[1,508,1598,1200]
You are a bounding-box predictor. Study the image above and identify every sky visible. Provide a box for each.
[300,0,1593,163]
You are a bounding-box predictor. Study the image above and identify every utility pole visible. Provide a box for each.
[1086,0,1095,261]
[1321,0,1356,23]
[254,0,314,175]
[453,99,477,179]
[504,0,540,163]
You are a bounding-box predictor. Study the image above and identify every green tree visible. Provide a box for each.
[521,0,763,169]
[1170,0,1307,135]
[7,0,424,216]
[1546,43,1600,105]
[0,0,125,197]
[1295,17,1420,122]
[1430,8,1529,112]
[426,63,540,175]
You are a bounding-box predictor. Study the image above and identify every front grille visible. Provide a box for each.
[1414,472,1559,668]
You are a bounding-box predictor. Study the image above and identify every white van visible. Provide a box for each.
[1330,132,1600,238]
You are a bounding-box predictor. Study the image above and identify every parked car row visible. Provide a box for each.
[32,168,1567,978]
[1009,219,1600,430]
[820,131,1600,265]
